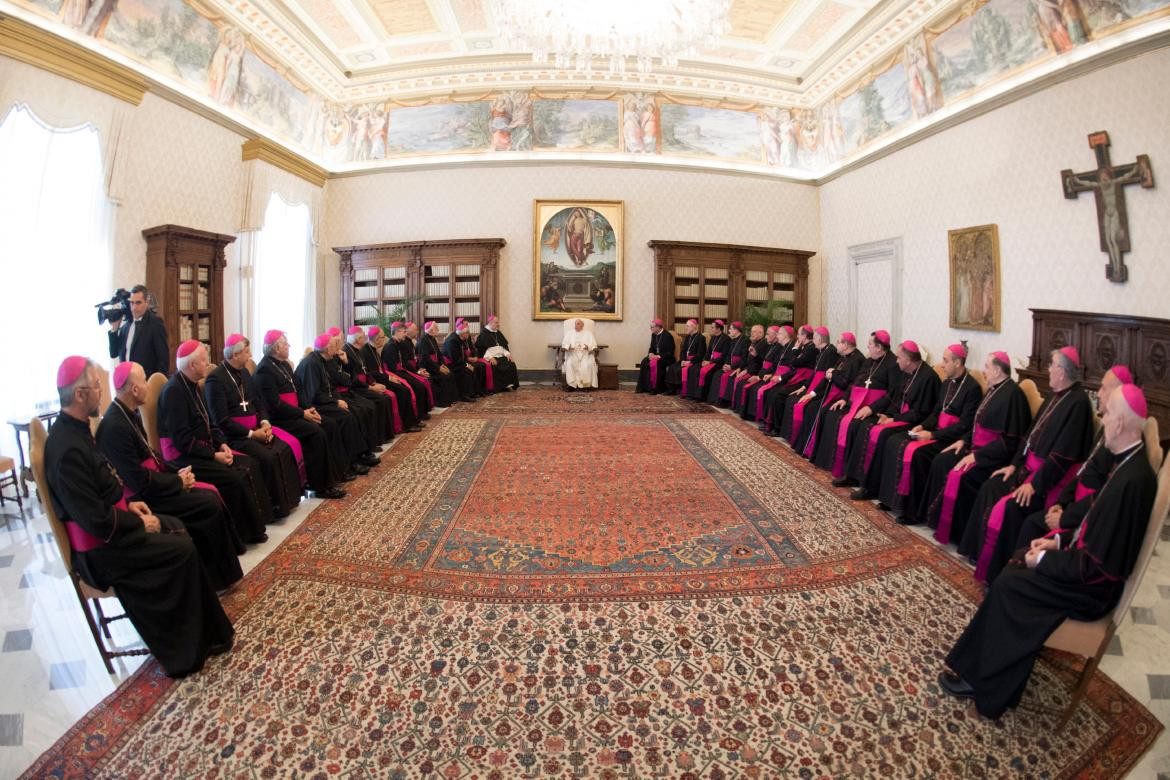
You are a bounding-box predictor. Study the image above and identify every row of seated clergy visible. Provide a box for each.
[44,356,236,679]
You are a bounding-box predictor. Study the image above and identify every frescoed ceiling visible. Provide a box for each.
[209,0,942,104]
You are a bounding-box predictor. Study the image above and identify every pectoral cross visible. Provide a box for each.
[1060,131,1154,283]
[240,399,249,412]
[864,377,872,389]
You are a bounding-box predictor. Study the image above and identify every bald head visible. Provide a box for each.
[1102,387,1145,453]
[115,363,148,409]
[1098,368,1125,410]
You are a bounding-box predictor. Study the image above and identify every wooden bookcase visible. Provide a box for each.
[649,240,812,332]
[335,238,505,334]
[142,224,233,373]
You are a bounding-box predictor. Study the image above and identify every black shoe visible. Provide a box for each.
[896,516,922,526]
[341,471,358,482]
[318,486,347,499]
[938,670,975,700]
[849,488,870,501]
[351,463,370,476]
[831,477,852,488]
[406,425,423,433]
[420,414,431,421]
[208,637,234,656]
[359,453,381,467]
[249,533,268,544]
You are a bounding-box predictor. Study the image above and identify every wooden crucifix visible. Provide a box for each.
[1061,131,1154,283]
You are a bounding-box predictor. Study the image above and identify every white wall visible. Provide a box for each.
[325,165,822,370]
[819,45,1170,370]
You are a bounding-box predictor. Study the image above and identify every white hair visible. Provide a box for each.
[347,332,362,345]
[58,359,96,407]
[223,338,249,362]
[177,343,206,374]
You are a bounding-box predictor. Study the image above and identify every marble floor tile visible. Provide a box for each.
[47,661,87,691]
[2,629,32,652]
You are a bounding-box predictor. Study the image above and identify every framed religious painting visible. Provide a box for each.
[533,199,624,321]
[948,223,1001,332]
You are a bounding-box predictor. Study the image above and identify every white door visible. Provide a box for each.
[848,238,902,343]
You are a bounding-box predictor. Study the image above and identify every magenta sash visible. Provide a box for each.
[789,371,826,439]
[66,496,130,552]
[896,412,959,496]
[159,436,183,462]
[269,426,307,486]
[482,360,494,391]
[356,373,368,383]
[405,370,435,406]
[735,374,760,408]
[232,414,258,429]
[698,357,722,390]
[801,385,847,458]
[973,451,1081,581]
[679,363,692,396]
[863,420,909,473]
[718,370,736,401]
[649,358,659,389]
[754,379,782,422]
[443,356,453,366]
[831,387,887,478]
[380,387,405,434]
[394,373,419,414]
[279,391,300,409]
[788,367,814,386]
[1074,483,1095,502]
[337,386,349,393]
[934,424,998,544]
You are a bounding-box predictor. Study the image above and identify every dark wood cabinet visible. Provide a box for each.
[648,240,813,332]
[335,239,505,335]
[142,224,233,374]
[1017,308,1170,444]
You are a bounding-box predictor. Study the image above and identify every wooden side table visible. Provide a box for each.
[7,410,59,498]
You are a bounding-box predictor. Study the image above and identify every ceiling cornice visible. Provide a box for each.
[242,137,328,187]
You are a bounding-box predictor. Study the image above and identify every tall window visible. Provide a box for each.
[250,193,314,359]
[0,105,113,446]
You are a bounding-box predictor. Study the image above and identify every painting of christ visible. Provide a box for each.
[533,200,623,321]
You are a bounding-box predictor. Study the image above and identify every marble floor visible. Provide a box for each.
[1,395,1168,777]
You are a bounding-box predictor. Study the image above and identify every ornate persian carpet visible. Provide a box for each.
[24,389,1160,778]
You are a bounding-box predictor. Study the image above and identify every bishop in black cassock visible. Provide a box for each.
[336,328,404,441]
[403,323,439,405]
[475,315,521,391]
[757,325,817,425]
[347,326,406,433]
[843,340,941,494]
[763,326,836,438]
[812,331,903,478]
[205,335,302,518]
[739,327,795,421]
[49,357,233,678]
[297,334,380,470]
[324,331,389,450]
[959,347,1095,583]
[413,323,458,408]
[684,320,729,401]
[706,322,748,405]
[664,320,705,396]
[442,327,479,402]
[252,330,348,499]
[158,341,271,544]
[382,324,431,425]
[724,325,766,409]
[635,319,677,394]
[96,362,243,591]
[940,384,1156,719]
[918,351,1032,541]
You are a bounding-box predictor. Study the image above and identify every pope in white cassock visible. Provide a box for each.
[562,319,598,389]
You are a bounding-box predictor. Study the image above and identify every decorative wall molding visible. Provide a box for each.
[241,137,328,187]
[0,14,145,105]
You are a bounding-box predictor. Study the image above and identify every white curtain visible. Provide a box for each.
[0,104,114,450]
[248,192,315,359]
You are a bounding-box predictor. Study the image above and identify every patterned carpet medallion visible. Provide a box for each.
[25,389,1160,778]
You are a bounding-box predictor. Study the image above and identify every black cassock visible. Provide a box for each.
[205,363,301,518]
[475,329,521,391]
[872,370,983,512]
[443,333,479,401]
[397,337,438,409]
[46,413,234,677]
[738,341,793,421]
[254,356,348,491]
[919,377,1032,541]
[946,441,1156,719]
[408,335,458,408]
[96,400,243,591]
[635,330,676,394]
[812,353,903,477]
[340,343,405,437]
[844,363,941,486]
[684,333,729,400]
[789,349,864,456]
[353,341,413,433]
[380,339,429,424]
[730,339,774,415]
[959,384,1095,582]
[158,372,271,543]
[296,351,368,463]
[325,353,387,449]
[664,333,706,394]
[706,334,748,404]
[758,341,817,424]
[723,337,765,408]
[766,343,837,437]
[1011,431,1112,552]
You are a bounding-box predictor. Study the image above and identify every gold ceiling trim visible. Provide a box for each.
[0,14,146,104]
[241,137,329,187]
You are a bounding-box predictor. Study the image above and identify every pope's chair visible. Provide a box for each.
[1042,416,1165,730]
[29,417,150,674]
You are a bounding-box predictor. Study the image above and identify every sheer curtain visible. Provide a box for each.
[250,192,314,359]
[0,105,113,449]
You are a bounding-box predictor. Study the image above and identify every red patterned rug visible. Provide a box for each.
[23,390,1160,778]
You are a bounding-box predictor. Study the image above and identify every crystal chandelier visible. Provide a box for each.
[491,0,732,76]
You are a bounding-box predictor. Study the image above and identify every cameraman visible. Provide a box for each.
[108,285,170,377]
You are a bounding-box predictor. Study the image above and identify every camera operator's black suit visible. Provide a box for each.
[109,310,170,377]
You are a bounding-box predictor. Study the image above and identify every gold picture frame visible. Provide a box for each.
[948,223,1001,332]
[533,199,624,321]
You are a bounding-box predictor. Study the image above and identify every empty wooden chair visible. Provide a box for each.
[29,417,149,674]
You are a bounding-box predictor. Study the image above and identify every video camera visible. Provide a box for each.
[95,288,132,326]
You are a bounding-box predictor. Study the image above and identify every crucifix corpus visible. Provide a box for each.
[1060,131,1154,283]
